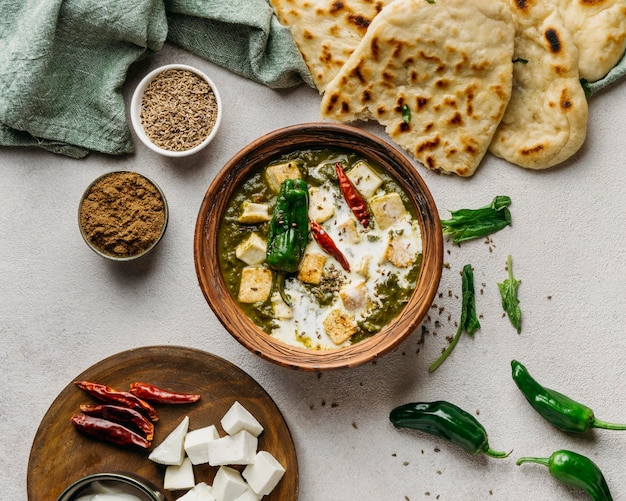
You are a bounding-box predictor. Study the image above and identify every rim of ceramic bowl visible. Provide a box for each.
[130,63,222,158]
[78,170,169,261]
[56,472,166,501]
[194,122,444,371]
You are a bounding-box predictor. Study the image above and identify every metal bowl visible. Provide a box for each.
[78,170,168,261]
[56,472,166,501]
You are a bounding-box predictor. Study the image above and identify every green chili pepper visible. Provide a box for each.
[389,401,510,458]
[266,178,309,304]
[517,450,613,501]
[511,360,626,433]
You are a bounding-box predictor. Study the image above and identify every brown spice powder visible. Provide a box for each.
[140,69,218,151]
[80,172,166,258]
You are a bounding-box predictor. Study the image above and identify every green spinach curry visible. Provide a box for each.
[218,149,423,350]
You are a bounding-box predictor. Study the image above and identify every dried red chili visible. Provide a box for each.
[129,382,201,404]
[310,220,351,272]
[74,381,158,421]
[336,162,370,228]
[70,412,151,448]
[79,404,155,441]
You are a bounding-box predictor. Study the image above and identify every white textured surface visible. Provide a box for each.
[1,43,625,501]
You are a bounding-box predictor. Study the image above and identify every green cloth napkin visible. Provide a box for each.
[165,0,313,89]
[0,0,311,158]
[0,0,167,158]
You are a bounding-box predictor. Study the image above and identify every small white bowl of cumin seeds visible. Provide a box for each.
[130,64,222,157]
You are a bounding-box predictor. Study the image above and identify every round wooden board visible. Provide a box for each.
[27,346,298,500]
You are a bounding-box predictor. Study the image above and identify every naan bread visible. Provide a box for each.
[552,0,626,83]
[320,0,515,176]
[269,0,394,93]
[489,0,588,170]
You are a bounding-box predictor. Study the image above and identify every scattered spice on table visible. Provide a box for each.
[79,172,166,258]
[140,68,218,151]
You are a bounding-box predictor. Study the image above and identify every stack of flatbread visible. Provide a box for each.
[270,0,626,176]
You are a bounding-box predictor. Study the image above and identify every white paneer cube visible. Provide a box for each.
[184,425,220,465]
[356,255,371,279]
[221,401,264,437]
[235,233,267,266]
[308,187,334,223]
[346,161,383,199]
[265,161,301,192]
[339,281,369,311]
[272,295,293,319]
[208,430,258,466]
[385,234,417,268]
[243,451,286,497]
[336,218,360,245]
[323,309,358,345]
[237,267,273,304]
[369,193,408,230]
[233,487,261,501]
[237,202,270,224]
[212,466,248,501]
[148,415,189,465]
[178,482,216,501]
[164,457,195,491]
[297,252,326,285]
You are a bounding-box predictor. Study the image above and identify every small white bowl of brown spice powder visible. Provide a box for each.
[78,171,168,260]
[130,64,222,157]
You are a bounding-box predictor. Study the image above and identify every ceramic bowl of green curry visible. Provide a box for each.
[194,123,443,371]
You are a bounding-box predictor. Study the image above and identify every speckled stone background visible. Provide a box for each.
[2,43,625,501]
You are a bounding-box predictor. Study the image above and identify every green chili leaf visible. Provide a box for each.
[440,195,512,244]
[428,264,480,372]
[401,104,411,123]
[425,0,436,3]
[513,57,529,64]
[498,255,522,333]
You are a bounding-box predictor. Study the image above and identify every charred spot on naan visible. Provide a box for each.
[448,112,464,126]
[558,88,574,111]
[415,137,441,156]
[371,38,380,60]
[463,84,477,118]
[520,143,545,158]
[324,93,340,115]
[545,28,562,53]
[513,0,530,10]
[416,96,430,111]
[579,0,607,6]
[396,122,412,133]
[489,85,511,121]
